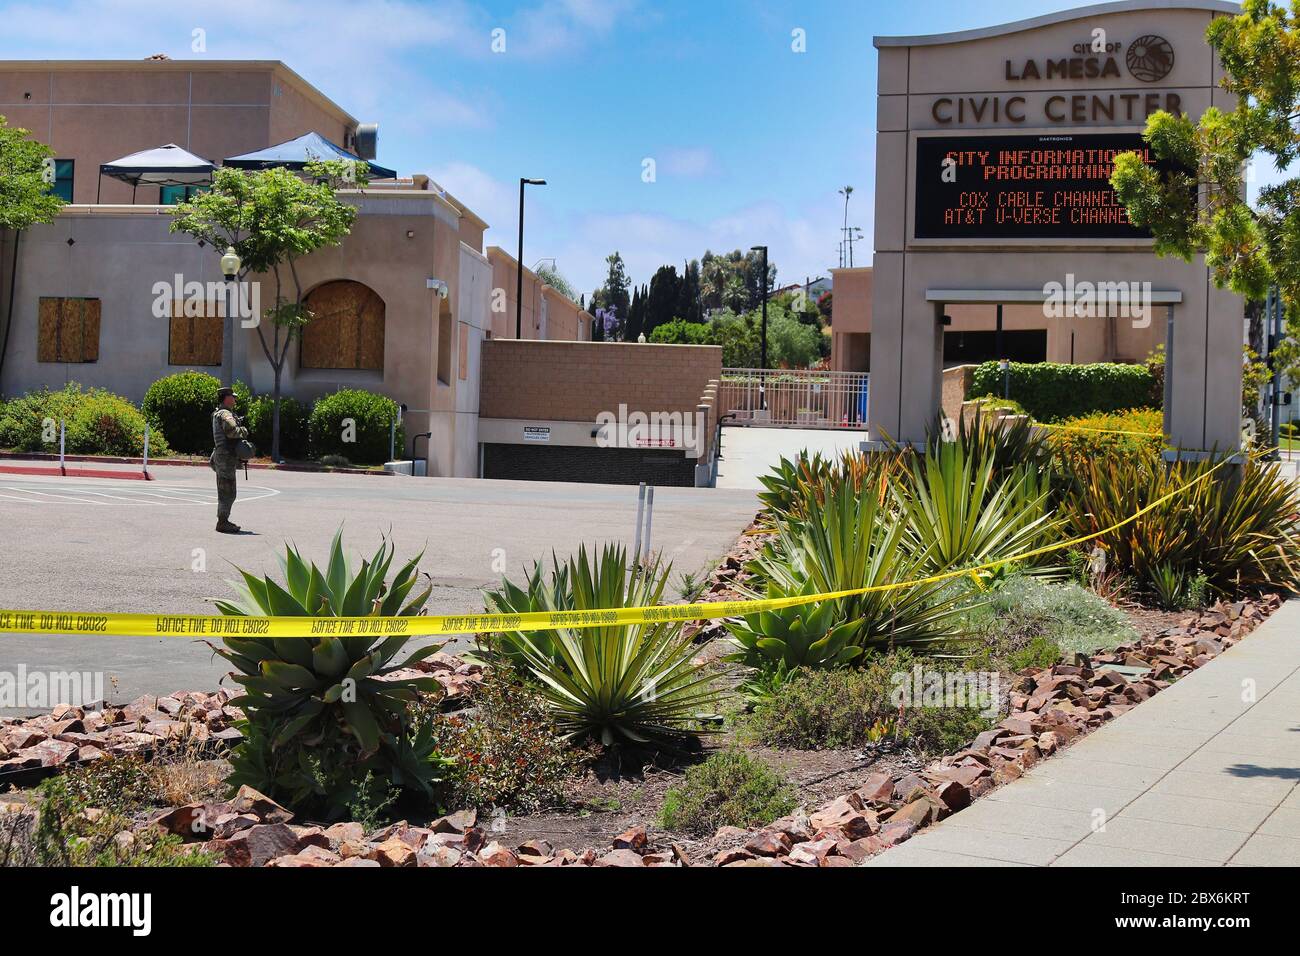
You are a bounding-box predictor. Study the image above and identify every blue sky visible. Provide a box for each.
[0,0,1291,296]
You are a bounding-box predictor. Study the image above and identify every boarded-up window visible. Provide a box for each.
[37,297,100,363]
[169,300,224,366]
[436,301,453,386]
[458,321,469,381]
[300,281,385,370]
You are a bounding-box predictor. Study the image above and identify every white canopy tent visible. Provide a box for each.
[97,144,216,203]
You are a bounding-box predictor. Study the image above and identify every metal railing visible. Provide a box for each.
[718,368,869,428]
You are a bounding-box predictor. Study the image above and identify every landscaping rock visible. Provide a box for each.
[595,849,645,867]
[612,825,648,851]
[214,823,302,867]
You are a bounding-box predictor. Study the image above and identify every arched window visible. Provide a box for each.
[300,280,385,371]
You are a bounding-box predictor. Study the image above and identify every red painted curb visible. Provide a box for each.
[0,464,150,480]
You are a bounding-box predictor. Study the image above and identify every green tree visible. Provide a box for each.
[0,116,64,379]
[645,264,682,336]
[1111,0,1300,375]
[536,262,576,299]
[597,252,632,340]
[170,160,361,461]
[677,259,703,323]
[626,283,644,342]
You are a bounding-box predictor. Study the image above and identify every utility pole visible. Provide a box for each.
[838,185,853,269]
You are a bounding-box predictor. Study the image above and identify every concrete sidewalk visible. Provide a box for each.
[714,427,869,490]
[867,600,1300,867]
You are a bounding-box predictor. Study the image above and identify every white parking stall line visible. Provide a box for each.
[54,488,162,503]
[4,487,106,504]
[0,491,44,503]
[0,480,279,505]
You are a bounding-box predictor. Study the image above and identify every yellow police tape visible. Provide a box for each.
[1035,422,1163,439]
[0,455,1231,640]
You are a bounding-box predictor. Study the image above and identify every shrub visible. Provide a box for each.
[246,394,309,459]
[0,384,171,457]
[142,372,248,454]
[214,529,452,820]
[1045,407,1164,476]
[21,775,216,867]
[749,658,901,750]
[969,361,1157,421]
[966,574,1138,662]
[748,651,996,753]
[967,395,1028,416]
[308,388,404,464]
[484,544,722,746]
[423,665,583,814]
[659,749,796,836]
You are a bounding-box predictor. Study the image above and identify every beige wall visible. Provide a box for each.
[870,2,1244,451]
[0,189,485,474]
[486,246,591,341]
[0,60,355,205]
[480,340,721,423]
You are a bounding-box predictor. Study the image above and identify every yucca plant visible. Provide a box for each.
[924,407,1054,482]
[213,529,451,819]
[483,544,722,746]
[749,481,972,658]
[757,448,902,521]
[899,440,1062,575]
[1061,449,1300,595]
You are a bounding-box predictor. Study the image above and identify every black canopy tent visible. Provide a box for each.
[97,144,217,203]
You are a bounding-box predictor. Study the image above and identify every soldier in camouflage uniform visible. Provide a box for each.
[211,386,248,533]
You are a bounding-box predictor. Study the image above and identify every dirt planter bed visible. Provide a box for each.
[0,545,1285,868]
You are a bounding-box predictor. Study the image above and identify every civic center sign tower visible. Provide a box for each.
[869,0,1244,455]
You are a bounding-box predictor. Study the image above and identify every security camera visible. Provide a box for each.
[427,278,449,300]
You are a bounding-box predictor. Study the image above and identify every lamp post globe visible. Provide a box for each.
[220,247,241,386]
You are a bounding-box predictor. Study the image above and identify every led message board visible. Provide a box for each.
[914,133,1172,241]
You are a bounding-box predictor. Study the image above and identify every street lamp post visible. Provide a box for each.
[220,246,241,388]
[751,244,769,410]
[516,178,546,339]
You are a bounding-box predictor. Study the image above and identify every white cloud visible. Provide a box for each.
[657,146,720,179]
[507,0,638,57]
[425,160,854,298]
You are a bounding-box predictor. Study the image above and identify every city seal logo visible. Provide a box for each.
[1127,35,1174,82]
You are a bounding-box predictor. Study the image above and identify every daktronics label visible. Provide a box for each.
[914,133,1174,240]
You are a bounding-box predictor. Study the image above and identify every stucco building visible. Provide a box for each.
[0,58,596,477]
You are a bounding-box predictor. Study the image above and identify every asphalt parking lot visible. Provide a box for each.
[0,467,757,713]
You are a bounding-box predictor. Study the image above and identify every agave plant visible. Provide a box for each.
[483,544,721,746]
[899,440,1062,575]
[749,481,973,658]
[213,529,450,819]
[725,577,863,672]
